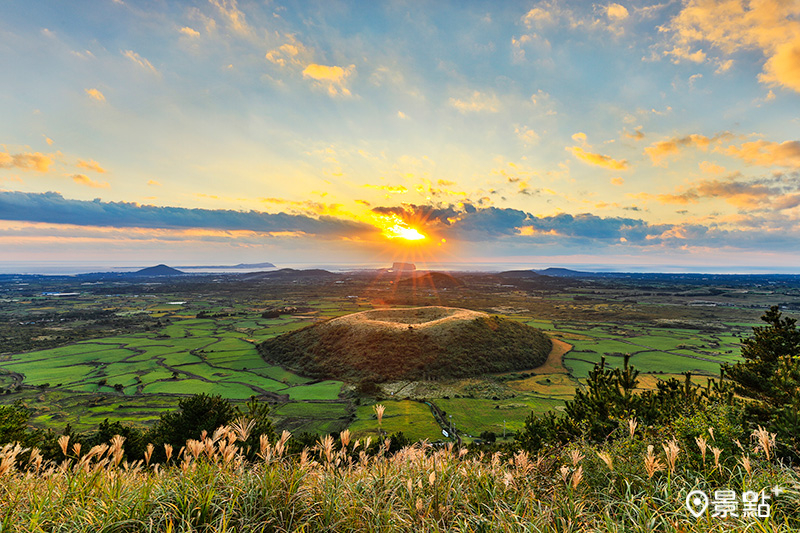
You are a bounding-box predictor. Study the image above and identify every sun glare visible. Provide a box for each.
[375,214,427,241]
[386,224,426,241]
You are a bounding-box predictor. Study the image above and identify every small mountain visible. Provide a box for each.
[234,262,276,269]
[258,306,552,382]
[498,270,543,279]
[534,267,591,277]
[131,264,184,276]
[391,262,416,271]
[241,268,337,281]
[180,262,276,269]
[396,272,465,289]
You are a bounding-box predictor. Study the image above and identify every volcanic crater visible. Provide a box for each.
[258,306,552,383]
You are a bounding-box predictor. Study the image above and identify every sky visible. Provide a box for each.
[1,0,800,272]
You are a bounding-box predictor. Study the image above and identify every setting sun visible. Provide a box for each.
[374,213,427,241]
[385,223,426,241]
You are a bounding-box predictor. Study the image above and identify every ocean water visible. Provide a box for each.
[0,261,798,276]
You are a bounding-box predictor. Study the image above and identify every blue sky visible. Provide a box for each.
[1,0,799,270]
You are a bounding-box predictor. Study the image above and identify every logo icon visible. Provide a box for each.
[686,490,709,518]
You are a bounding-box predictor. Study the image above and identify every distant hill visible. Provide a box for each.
[180,262,275,269]
[391,262,416,271]
[131,264,184,276]
[396,272,464,289]
[241,268,337,281]
[498,270,544,279]
[258,306,552,382]
[534,267,591,277]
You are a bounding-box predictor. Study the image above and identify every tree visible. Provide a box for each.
[724,306,800,459]
[517,355,735,451]
[147,393,237,450]
[86,419,147,461]
[724,305,800,406]
[0,402,32,446]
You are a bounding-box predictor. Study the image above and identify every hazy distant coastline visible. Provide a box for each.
[1,261,800,276]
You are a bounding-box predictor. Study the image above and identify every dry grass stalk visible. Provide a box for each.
[662,440,680,473]
[58,435,70,457]
[164,444,173,462]
[628,418,638,439]
[708,427,715,441]
[695,436,708,465]
[0,443,28,477]
[559,465,570,484]
[340,429,351,448]
[711,446,723,471]
[597,451,614,471]
[28,448,43,474]
[187,439,204,460]
[644,445,664,479]
[571,465,584,489]
[259,435,272,461]
[374,404,386,432]
[740,454,752,475]
[110,435,125,467]
[568,449,584,466]
[231,417,256,443]
[144,443,154,466]
[317,434,335,464]
[752,426,776,461]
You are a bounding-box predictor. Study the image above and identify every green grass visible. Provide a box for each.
[274,402,349,419]
[349,400,444,442]
[435,397,564,436]
[629,351,723,375]
[284,380,343,400]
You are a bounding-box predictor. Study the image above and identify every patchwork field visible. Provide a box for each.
[0,271,772,444]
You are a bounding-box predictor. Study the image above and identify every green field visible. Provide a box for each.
[0,289,753,442]
[349,400,444,442]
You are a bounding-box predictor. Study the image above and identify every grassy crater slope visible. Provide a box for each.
[258,306,552,382]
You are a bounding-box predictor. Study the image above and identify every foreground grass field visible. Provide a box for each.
[1,422,798,532]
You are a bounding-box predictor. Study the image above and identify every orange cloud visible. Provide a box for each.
[122,50,159,74]
[625,129,645,141]
[77,159,106,173]
[302,64,355,96]
[208,0,251,36]
[266,38,311,68]
[606,3,629,21]
[569,146,629,170]
[725,140,800,168]
[449,91,500,113]
[644,132,732,166]
[647,176,800,210]
[700,161,726,174]
[515,126,539,144]
[665,0,800,93]
[85,88,106,102]
[72,174,109,188]
[259,196,349,217]
[179,27,200,37]
[0,151,53,172]
[365,184,409,194]
[611,177,625,186]
[663,46,707,64]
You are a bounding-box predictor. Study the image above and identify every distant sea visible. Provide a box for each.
[1,261,799,276]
